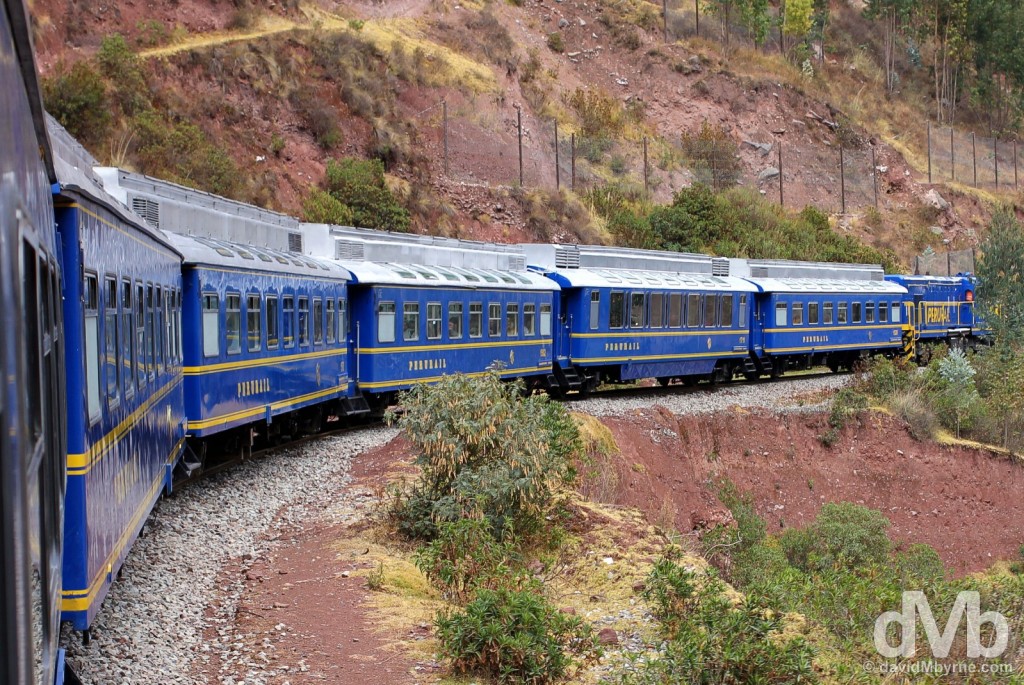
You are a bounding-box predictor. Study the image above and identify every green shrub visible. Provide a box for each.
[96,34,148,116]
[302,188,354,225]
[546,31,565,53]
[820,387,868,445]
[289,87,342,150]
[436,588,596,684]
[680,121,742,191]
[567,88,626,138]
[42,61,111,146]
[317,158,410,232]
[132,112,241,198]
[862,355,915,400]
[888,389,939,440]
[387,372,578,540]
[414,519,526,603]
[780,502,891,573]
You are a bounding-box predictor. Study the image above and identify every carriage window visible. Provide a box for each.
[704,294,718,327]
[146,285,156,376]
[630,293,646,328]
[283,296,295,348]
[122,280,134,395]
[720,294,734,327]
[449,303,464,339]
[609,291,625,329]
[865,302,875,323]
[378,301,396,343]
[506,304,519,337]
[540,303,552,336]
[851,302,862,323]
[313,298,324,345]
[404,303,420,341]
[201,293,219,358]
[84,273,101,422]
[339,298,347,340]
[590,292,600,330]
[298,296,310,346]
[488,303,501,337]
[738,295,748,325]
[326,299,336,344]
[838,302,848,324]
[155,287,164,373]
[792,302,804,325]
[878,301,888,323]
[104,277,119,406]
[808,302,819,325]
[891,303,901,323]
[226,293,241,355]
[650,293,664,328]
[469,303,483,338]
[687,294,702,327]
[266,296,279,349]
[427,303,442,340]
[775,303,788,327]
[823,302,834,325]
[248,294,262,352]
[524,304,536,336]
[669,293,683,328]
[135,283,145,388]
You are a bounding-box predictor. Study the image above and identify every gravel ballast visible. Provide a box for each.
[571,374,851,417]
[59,427,397,685]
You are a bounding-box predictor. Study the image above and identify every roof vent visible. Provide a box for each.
[287,232,303,253]
[751,266,769,277]
[131,197,160,228]
[555,245,580,268]
[335,240,365,261]
[509,255,526,271]
[711,257,730,276]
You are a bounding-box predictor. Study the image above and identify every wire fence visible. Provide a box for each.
[926,124,1021,191]
[913,248,976,277]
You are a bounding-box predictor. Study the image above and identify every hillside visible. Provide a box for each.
[29,0,1016,266]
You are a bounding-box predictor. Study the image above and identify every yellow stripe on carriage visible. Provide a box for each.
[356,339,553,354]
[764,341,902,354]
[356,365,552,390]
[184,347,346,375]
[572,351,747,364]
[66,375,183,475]
[570,330,742,339]
[61,438,185,611]
[185,381,351,431]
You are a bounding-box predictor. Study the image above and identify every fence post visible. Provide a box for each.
[1015,140,1019,189]
[554,120,560,190]
[950,127,955,181]
[571,133,576,192]
[517,106,524,187]
[778,140,783,207]
[695,0,699,36]
[442,99,449,177]
[972,131,977,187]
[663,0,669,42]
[643,136,650,196]
[947,251,952,277]
[927,119,932,184]
[839,143,846,214]
[872,145,879,209]
[710,138,717,191]
[995,137,999,189]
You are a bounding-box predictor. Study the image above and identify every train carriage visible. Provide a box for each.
[525,245,757,390]
[165,232,358,448]
[329,228,558,402]
[48,121,187,634]
[730,259,910,375]
[1,2,67,682]
[884,274,983,343]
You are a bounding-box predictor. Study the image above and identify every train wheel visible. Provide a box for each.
[657,377,672,387]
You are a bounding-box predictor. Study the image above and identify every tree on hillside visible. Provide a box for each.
[977,207,1024,344]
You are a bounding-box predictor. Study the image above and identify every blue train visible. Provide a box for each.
[0,2,991,679]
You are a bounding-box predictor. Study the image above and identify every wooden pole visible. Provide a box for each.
[972,131,977,186]
[778,140,783,206]
[1015,140,1019,189]
[995,137,999,189]
[663,0,669,42]
[643,136,650,196]
[695,0,699,36]
[442,100,449,177]
[517,106,524,187]
[839,143,846,214]
[950,126,955,181]
[927,119,932,184]
[872,145,879,209]
[571,133,576,191]
[554,120,560,190]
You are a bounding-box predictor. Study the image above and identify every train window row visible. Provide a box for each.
[593,291,748,330]
[378,300,552,344]
[774,300,901,327]
[84,272,183,425]
[203,291,348,358]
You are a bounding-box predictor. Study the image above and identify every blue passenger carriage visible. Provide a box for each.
[165,233,358,450]
[329,228,558,403]
[1,6,67,682]
[525,245,757,391]
[48,121,186,633]
[884,275,983,353]
[730,259,909,375]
